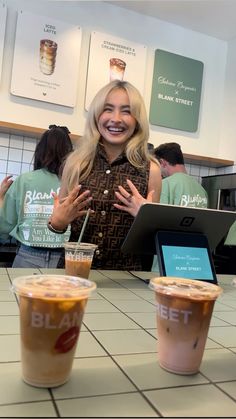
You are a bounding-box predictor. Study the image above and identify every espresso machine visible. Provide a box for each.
[202,173,236,273]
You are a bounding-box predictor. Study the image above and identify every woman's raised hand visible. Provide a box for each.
[50,185,93,231]
[0,175,14,207]
[114,179,154,217]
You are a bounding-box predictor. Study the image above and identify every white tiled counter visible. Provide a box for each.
[1,268,236,417]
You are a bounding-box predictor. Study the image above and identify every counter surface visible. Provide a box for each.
[1,268,236,417]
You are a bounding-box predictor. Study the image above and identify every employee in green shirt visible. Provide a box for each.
[0,125,74,268]
[152,142,208,272]
[154,142,208,207]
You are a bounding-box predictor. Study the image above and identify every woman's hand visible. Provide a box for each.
[0,175,13,206]
[0,175,13,197]
[114,179,154,217]
[50,185,93,230]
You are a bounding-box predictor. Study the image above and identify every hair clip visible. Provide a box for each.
[59,126,71,134]
[48,124,71,134]
[48,124,57,129]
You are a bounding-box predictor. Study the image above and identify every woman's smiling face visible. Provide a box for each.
[98,87,137,147]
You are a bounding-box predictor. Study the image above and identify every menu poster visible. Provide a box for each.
[11,11,82,107]
[0,2,7,84]
[149,49,204,132]
[85,31,147,110]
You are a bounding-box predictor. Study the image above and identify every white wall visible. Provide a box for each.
[219,37,236,161]
[0,0,230,160]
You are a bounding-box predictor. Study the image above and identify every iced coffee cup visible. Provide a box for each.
[11,274,96,388]
[39,39,58,75]
[149,277,222,375]
[109,58,126,81]
[64,242,97,279]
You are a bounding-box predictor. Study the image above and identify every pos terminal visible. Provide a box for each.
[121,203,236,284]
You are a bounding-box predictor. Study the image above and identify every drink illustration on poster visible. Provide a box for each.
[11,11,82,107]
[39,39,58,75]
[109,58,126,81]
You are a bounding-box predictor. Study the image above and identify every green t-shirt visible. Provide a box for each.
[224,221,236,245]
[152,172,208,272]
[0,168,69,247]
[160,172,208,207]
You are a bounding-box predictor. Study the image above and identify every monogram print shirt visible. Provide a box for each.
[69,144,150,270]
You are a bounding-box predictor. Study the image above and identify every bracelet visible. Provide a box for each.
[47,219,67,234]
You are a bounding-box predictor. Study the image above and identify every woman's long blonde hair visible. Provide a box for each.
[62,80,157,193]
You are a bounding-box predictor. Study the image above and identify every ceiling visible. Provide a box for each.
[105,0,236,41]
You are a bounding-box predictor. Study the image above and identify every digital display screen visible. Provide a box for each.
[162,245,214,280]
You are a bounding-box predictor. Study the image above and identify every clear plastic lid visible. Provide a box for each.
[149,277,222,301]
[11,274,97,299]
[64,242,98,251]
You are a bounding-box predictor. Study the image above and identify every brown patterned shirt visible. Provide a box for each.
[62,145,150,270]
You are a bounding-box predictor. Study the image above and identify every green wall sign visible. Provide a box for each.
[149,49,204,132]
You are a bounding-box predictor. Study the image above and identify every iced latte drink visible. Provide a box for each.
[39,39,58,75]
[64,242,97,279]
[149,277,222,375]
[12,274,96,387]
[109,58,126,81]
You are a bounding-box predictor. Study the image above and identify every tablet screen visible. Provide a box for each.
[156,231,217,284]
[162,245,214,280]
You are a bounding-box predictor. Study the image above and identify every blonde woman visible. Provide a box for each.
[49,80,162,270]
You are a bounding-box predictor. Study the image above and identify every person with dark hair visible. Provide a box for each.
[152,141,208,272]
[0,125,73,268]
[154,142,208,207]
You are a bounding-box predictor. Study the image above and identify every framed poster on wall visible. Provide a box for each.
[149,49,204,132]
[11,11,82,107]
[0,2,7,84]
[85,31,147,110]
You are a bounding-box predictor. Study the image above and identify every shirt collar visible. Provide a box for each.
[97,142,127,164]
